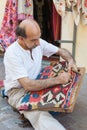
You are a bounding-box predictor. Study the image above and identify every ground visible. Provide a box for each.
[0,56,87,130]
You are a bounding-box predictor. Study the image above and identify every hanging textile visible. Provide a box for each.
[33,0,61,42]
[53,0,82,26]
[66,0,81,25]
[0,0,18,50]
[82,0,87,25]
[72,0,81,25]
[0,0,33,51]
[53,0,66,18]
[52,3,61,41]
[18,0,33,21]
[33,0,54,42]
[33,0,46,39]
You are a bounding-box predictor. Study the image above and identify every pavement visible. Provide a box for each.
[0,56,87,130]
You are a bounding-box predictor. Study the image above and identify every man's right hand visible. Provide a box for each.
[55,71,71,85]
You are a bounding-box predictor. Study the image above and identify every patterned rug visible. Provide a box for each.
[0,80,4,88]
[18,61,85,113]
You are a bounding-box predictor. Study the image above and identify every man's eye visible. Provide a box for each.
[32,39,37,42]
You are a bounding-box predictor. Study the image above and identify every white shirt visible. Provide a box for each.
[4,38,58,92]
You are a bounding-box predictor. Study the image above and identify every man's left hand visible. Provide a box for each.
[68,59,77,73]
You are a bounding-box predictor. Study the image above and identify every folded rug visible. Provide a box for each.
[18,61,85,113]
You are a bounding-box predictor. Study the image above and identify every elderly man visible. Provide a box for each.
[4,19,77,130]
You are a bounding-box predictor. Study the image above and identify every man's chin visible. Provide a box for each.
[32,46,37,49]
[27,46,36,50]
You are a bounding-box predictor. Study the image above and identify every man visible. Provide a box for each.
[4,19,77,130]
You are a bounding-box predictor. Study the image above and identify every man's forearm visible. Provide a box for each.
[57,48,75,62]
[18,77,60,92]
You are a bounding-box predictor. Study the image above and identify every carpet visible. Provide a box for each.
[18,61,85,113]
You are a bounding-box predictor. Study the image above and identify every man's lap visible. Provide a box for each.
[7,87,26,109]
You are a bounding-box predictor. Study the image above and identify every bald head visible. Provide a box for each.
[15,19,41,50]
[15,19,41,38]
[19,19,39,28]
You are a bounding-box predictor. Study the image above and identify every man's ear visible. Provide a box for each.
[18,36,24,41]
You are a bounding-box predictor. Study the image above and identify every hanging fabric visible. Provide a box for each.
[33,0,61,42]
[33,0,54,42]
[18,0,33,21]
[0,0,34,51]
[0,0,18,50]
[82,0,87,25]
[53,0,81,26]
[53,0,66,18]
[72,0,81,25]
[66,0,81,26]
[33,0,45,37]
[52,3,61,41]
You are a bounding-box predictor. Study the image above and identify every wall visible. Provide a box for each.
[76,22,87,71]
